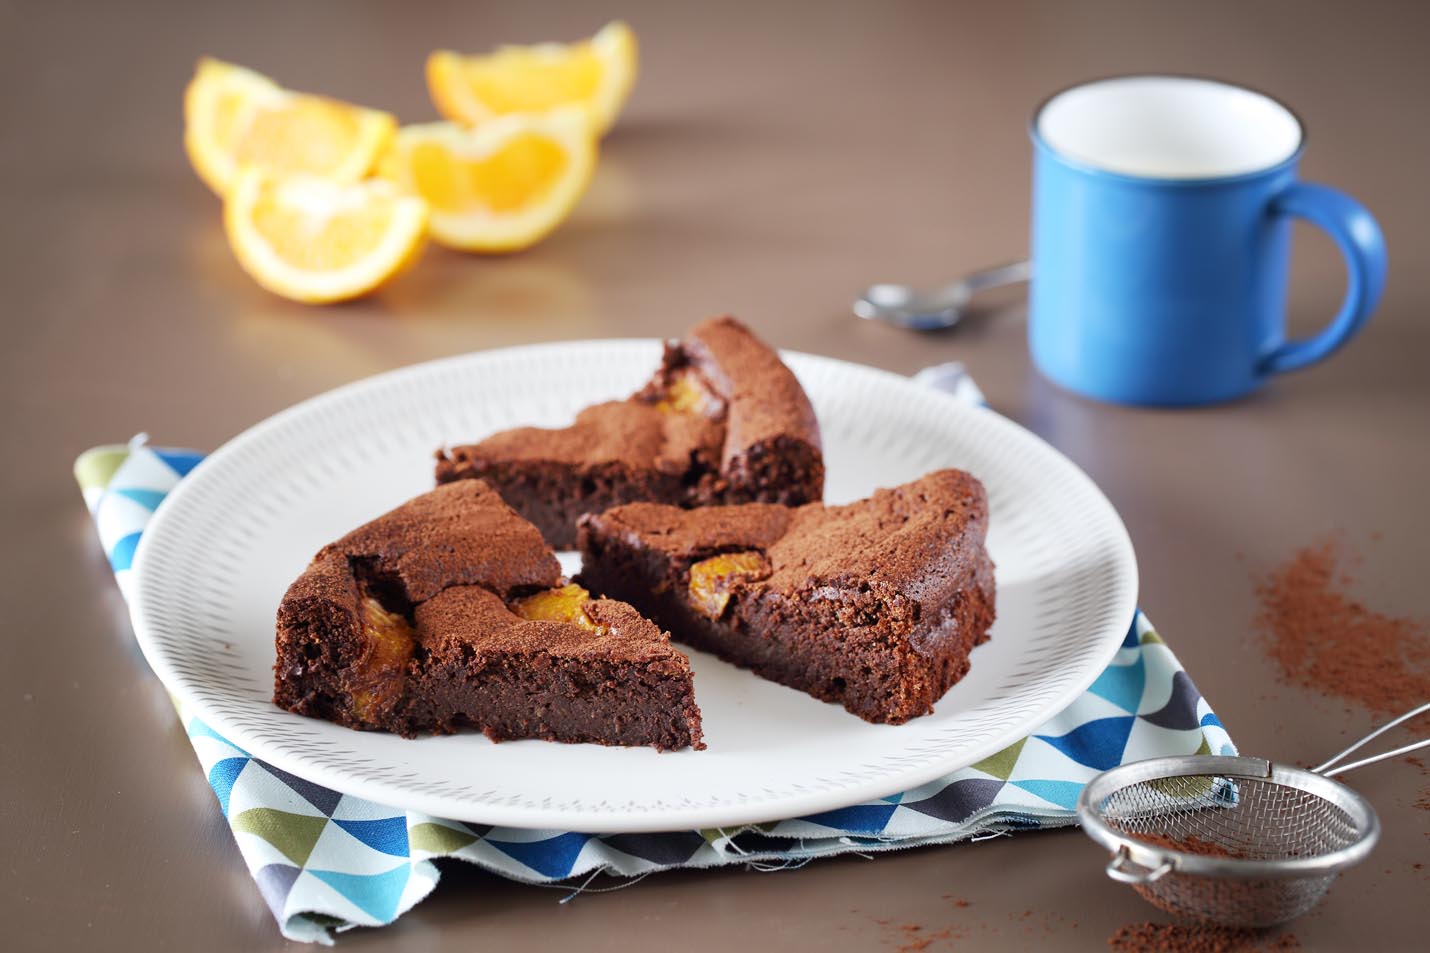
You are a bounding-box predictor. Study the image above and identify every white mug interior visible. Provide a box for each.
[1036,76,1303,179]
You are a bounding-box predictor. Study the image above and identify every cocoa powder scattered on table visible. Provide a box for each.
[1255,537,1430,717]
[1108,922,1300,952]
[894,923,952,952]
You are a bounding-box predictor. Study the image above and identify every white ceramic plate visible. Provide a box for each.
[130,341,1137,832]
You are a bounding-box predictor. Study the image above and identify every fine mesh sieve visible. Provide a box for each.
[1076,702,1430,928]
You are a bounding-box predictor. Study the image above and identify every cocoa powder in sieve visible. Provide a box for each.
[1255,537,1430,717]
[1131,833,1243,858]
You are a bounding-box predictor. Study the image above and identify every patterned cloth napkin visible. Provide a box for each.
[75,367,1235,944]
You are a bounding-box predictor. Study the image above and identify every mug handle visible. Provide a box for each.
[1259,182,1387,375]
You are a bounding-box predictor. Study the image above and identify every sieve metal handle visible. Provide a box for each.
[1312,701,1430,777]
[1105,846,1173,885]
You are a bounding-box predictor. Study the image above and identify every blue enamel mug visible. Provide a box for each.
[1029,76,1387,406]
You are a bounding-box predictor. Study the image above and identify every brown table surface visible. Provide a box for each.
[5,0,1428,949]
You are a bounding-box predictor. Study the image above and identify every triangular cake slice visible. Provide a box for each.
[274,481,704,750]
[575,470,995,725]
[435,316,824,548]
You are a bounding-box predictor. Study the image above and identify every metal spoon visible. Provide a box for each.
[854,259,1032,331]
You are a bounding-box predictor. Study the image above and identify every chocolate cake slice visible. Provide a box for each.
[576,470,995,724]
[274,481,704,750]
[435,315,824,548]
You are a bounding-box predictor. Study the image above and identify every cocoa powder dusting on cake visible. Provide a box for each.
[1109,922,1300,952]
[1255,537,1430,717]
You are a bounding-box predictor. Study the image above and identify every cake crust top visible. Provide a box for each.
[678,315,821,474]
[447,399,724,472]
[438,315,821,479]
[580,469,989,604]
[312,480,561,606]
[415,584,690,667]
[281,481,691,666]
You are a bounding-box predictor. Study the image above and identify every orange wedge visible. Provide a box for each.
[376,107,596,253]
[427,21,637,135]
[185,58,396,196]
[223,169,428,303]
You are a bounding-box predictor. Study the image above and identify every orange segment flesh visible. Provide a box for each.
[655,369,720,416]
[426,21,636,135]
[233,97,373,177]
[223,170,428,303]
[375,110,595,253]
[407,132,570,214]
[249,179,400,270]
[351,597,415,722]
[446,50,604,116]
[511,583,606,633]
[184,58,395,197]
[688,552,772,619]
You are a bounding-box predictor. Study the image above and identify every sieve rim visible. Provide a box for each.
[1076,755,1381,880]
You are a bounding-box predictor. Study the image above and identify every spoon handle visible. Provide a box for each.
[960,259,1033,295]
